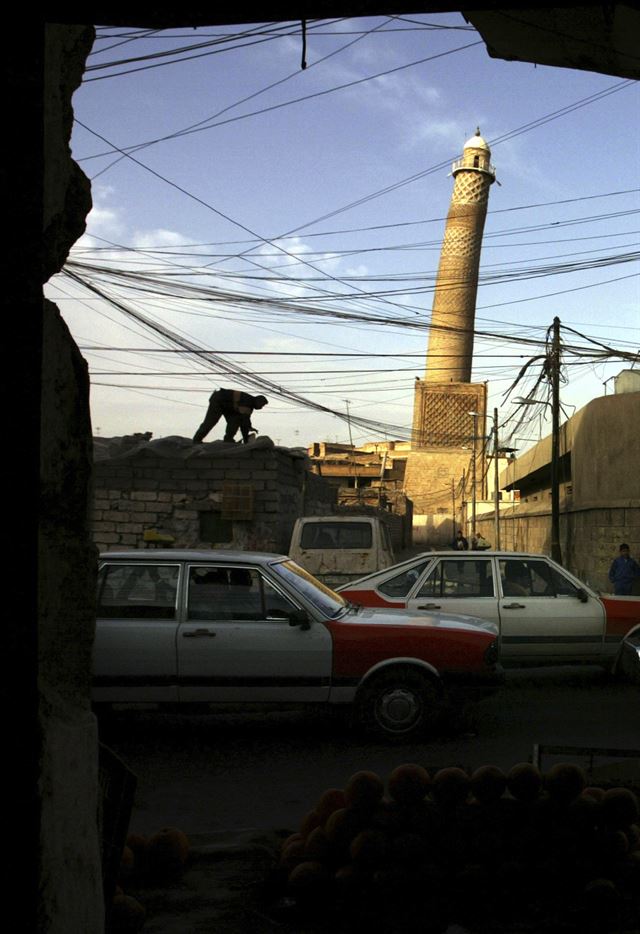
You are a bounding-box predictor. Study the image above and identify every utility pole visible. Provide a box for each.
[451,479,456,540]
[468,411,480,540]
[461,468,467,537]
[493,407,501,550]
[344,400,353,447]
[550,316,562,564]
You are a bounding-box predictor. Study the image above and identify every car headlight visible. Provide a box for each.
[484,639,499,667]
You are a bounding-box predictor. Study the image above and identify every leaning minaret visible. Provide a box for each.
[425,128,496,382]
[405,129,496,544]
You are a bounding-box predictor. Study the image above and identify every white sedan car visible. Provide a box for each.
[339,551,640,671]
[92,550,503,738]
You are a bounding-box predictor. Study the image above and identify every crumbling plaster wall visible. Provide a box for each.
[39,24,104,934]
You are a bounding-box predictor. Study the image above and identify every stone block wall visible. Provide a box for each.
[93,439,336,555]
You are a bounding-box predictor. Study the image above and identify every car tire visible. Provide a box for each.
[356,667,442,740]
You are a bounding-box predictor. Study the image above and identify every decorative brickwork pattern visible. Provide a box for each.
[412,381,486,449]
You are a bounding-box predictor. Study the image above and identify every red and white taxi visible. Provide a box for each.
[339,551,640,671]
[93,550,502,738]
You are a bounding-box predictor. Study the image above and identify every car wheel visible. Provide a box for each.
[357,668,441,740]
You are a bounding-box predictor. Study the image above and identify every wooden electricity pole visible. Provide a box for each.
[550,317,562,564]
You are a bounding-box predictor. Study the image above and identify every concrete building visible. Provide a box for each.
[306,440,414,550]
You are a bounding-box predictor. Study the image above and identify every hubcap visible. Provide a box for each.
[375,687,423,733]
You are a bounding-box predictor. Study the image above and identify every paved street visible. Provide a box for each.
[99,666,640,840]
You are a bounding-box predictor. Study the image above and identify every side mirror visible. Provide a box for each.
[288,609,311,630]
[576,588,589,603]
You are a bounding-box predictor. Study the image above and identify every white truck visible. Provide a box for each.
[289,515,395,588]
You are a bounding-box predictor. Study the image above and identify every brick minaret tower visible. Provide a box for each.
[411,129,495,449]
[406,130,496,542]
[425,128,495,383]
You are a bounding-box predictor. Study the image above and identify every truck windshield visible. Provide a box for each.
[271,559,349,618]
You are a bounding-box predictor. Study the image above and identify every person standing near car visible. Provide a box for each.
[453,530,468,550]
[608,543,640,595]
[192,388,268,444]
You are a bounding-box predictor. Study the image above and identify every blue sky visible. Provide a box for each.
[47,14,639,449]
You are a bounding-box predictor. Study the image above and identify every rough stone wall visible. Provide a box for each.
[38,24,104,934]
[93,442,336,555]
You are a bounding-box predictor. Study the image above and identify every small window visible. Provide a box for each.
[199,511,233,543]
[300,522,373,550]
[379,561,430,598]
[97,564,179,619]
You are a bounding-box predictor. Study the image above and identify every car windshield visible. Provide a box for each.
[271,559,349,618]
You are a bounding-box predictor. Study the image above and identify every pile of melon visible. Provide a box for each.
[108,827,190,933]
[273,763,640,932]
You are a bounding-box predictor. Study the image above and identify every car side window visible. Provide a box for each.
[500,560,532,596]
[97,564,179,619]
[378,561,430,598]
[417,560,494,598]
[263,579,299,619]
[188,567,296,621]
[549,566,581,597]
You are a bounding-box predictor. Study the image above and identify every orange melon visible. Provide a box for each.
[545,763,586,805]
[324,807,363,849]
[506,763,542,803]
[146,826,190,875]
[299,809,322,838]
[316,788,347,824]
[280,838,306,870]
[388,764,431,805]
[431,767,470,808]
[349,829,387,869]
[470,765,507,805]
[304,825,332,863]
[345,771,384,811]
[601,787,639,830]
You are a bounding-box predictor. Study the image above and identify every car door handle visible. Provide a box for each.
[502,603,526,609]
[418,603,441,610]
[182,629,217,638]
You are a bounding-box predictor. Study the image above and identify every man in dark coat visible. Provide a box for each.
[193,389,268,444]
[608,543,640,595]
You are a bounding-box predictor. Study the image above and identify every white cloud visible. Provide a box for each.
[131,228,191,249]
